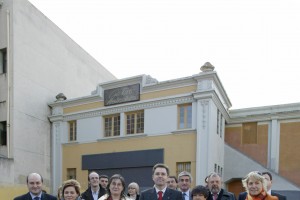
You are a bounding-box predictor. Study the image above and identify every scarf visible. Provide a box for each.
[246,190,267,200]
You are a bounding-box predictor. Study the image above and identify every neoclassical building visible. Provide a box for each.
[48,63,300,198]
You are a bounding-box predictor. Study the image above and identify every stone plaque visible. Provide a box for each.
[104,84,140,106]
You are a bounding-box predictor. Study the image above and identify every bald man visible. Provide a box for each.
[14,173,56,200]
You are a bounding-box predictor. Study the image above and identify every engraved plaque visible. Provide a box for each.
[104,84,140,106]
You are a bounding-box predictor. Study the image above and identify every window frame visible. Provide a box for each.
[125,110,144,135]
[104,114,121,137]
[178,103,192,129]
[68,121,77,142]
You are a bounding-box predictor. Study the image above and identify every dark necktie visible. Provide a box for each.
[158,191,163,200]
[213,193,218,200]
[33,197,40,200]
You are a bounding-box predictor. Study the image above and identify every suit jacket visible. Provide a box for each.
[81,186,106,200]
[271,191,286,200]
[238,191,283,200]
[139,187,183,200]
[181,191,192,200]
[207,189,236,200]
[14,192,57,200]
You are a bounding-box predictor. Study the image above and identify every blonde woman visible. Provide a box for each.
[62,179,81,200]
[241,171,278,200]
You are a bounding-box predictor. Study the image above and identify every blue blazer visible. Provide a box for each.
[14,192,57,200]
[139,187,183,200]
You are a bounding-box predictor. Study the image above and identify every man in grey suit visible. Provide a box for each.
[14,173,56,200]
[178,171,193,200]
[139,163,183,200]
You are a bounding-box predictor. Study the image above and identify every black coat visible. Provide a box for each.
[207,189,236,200]
[14,192,57,200]
[81,186,106,200]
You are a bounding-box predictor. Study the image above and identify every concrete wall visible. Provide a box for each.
[0,0,116,196]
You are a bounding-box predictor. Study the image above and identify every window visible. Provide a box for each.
[104,114,120,137]
[176,162,191,176]
[178,104,192,129]
[0,121,7,146]
[242,122,257,144]
[0,48,7,74]
[69,121,77,141]
[67,168,76,179]
[126,110,144,134]
[217,110,220,134]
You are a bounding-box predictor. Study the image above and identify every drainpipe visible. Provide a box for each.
[6,9,11,158]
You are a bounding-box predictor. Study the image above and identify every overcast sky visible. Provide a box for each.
[29,0,300,109]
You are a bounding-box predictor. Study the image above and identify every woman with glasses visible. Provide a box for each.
[127,182,140,200]
[241,171,278,200]
[98,174,130,200]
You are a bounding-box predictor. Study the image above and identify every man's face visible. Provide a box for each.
[27,173,43,196]
[178,175,191,192]
[167,177,177,190]
[208,176,221,194]
[100,177,109,188]
[152,167,168,188]
[263,174,272,191]
[89,172,100,187]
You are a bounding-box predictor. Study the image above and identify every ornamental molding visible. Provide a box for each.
[63,95,194,121]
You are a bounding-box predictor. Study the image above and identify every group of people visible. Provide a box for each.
[13,163,286,200]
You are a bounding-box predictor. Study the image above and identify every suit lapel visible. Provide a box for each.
[151,188,158,200]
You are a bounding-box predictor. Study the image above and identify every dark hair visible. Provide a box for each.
[191,185,209,198]
[262,171,272,180]
[107,174,126,198]
[88,171,100,181]
[152,163,170,176]
[169,176,178,183]
[26,173,43,183]
[99,174,109,179]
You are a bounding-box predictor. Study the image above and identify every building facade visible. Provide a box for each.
[0,0,115,198]
[48,64,300,199]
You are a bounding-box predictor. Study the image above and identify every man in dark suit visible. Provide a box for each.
[178,171,193,200]
[139,163,183,200]
[81,171,106,200]
[207,173,236,200]
[262,172,286,200]
[14,173,56,200]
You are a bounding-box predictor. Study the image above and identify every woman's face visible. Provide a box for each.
[192,194,206,200]
[247,177,263,196]
[128,185,137,195]
[63,186,79,200]
[110,178,124,196]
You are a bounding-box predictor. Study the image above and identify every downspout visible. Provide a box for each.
[6,9,11,158]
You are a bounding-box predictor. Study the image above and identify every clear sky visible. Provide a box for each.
[29,0,300,109]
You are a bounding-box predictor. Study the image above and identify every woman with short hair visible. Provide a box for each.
[242,171,278,200]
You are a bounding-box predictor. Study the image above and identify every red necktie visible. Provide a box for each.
[158,191,163,200]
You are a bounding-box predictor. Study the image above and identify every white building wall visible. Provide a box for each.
[0,0,116,190]
[77,117,102,142]
[144,105,177,135]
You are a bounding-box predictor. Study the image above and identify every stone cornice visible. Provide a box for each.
[59,94,194,121]
[193,71,232,109]
[48,94,103,108]
[228,102,300,124]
